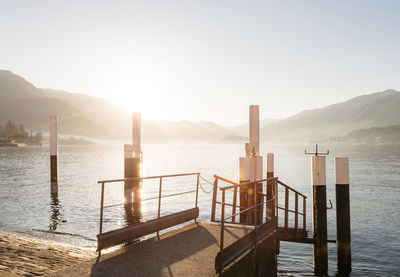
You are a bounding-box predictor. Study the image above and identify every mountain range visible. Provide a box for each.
[1,69,399,144]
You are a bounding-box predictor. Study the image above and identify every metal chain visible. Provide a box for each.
[198,175,214,193]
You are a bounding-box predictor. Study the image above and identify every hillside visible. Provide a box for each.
[0,70,107,137]
[261,89,400,142]
[329,125,400,145]
[1,69,400,143]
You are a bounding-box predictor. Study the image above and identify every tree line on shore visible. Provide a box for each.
[0,120,42,145]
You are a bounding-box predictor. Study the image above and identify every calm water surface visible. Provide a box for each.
[0,144,399,276]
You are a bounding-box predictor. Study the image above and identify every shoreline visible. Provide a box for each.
[0,231,96,276]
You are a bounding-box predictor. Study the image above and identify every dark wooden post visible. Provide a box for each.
[312,155,328,276]
[239,156,251,224]
[266,153,274,222]
[50,116,58,196]
[335,157,351,273]
[124,113,141,226]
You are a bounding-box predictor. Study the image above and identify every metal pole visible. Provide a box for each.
[219,190,225,276]
[99,182,105,235]
[195,174,199,223]
[253,188,258,277]
[335,157,351,273]
[211,178,218,222]
[157,177,162,237]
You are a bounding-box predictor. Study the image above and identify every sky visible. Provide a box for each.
[0,0,399,126]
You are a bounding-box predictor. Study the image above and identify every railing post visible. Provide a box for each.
[285,187,289,230]
[303,197,306,231]
[99,182,105,235]
[195,174,200,223]
[211,178,218,222]
[275,179,280,255]
[253,190,258,277]
[232,185,237,223]
[157,177,162,237]
[275,179,278,227]
[219,189,226,276]
[295,193,299,231]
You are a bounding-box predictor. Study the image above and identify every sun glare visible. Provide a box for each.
[99,65,179,121]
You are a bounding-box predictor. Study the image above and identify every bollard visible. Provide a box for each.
[50,116,58,196]
[312,155,328,276]
[335,157,351,273]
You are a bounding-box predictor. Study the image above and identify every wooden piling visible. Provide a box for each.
[239,156,251,224]
[266,153,274,220]
[335,157,351,273]
[50,116,58,196]
[124,113,141,205]
[312,156,328,276]
[249,105,259,156]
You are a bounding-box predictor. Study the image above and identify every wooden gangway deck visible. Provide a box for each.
[49,222,266,277]
[50,173,307,276]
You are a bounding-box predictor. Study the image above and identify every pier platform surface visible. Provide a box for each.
[48,222,253,277]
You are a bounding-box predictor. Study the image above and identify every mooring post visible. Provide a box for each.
[124,112,141,204]
[335,157,351,273]
[249,105,263,225]
[312,155,328,276]
[50,116,58,196]
[239,155,251,224]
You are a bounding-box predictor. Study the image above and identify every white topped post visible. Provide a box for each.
[335,157,351,273]
[249,105,259,156]
[266,153,275,221]
[311,155,328,275]
[239,105,263,225]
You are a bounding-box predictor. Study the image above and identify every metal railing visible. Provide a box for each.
[277,180,307,232]
[212,175,278,275]
[97,172,200,237]
[211,175,308,274]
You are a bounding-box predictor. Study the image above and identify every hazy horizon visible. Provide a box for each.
[1,1,399,126]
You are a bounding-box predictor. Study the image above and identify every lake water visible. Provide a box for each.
[0,144,399,276]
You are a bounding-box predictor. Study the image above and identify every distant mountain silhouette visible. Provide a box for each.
[260,89,400,142]
[329,124,400,145]
[0,70,105,137]
[1,69,399,143]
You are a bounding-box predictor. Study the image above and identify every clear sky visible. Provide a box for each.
[0,0,399,126]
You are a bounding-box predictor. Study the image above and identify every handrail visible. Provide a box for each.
[213,174,278,190]
[215,176,278,275]
[98,172,200,184]
[211,175,308,274]
[103,189,197,209]
[224,198,276,222]
[97,172,200,245]
[277,180,307,198]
